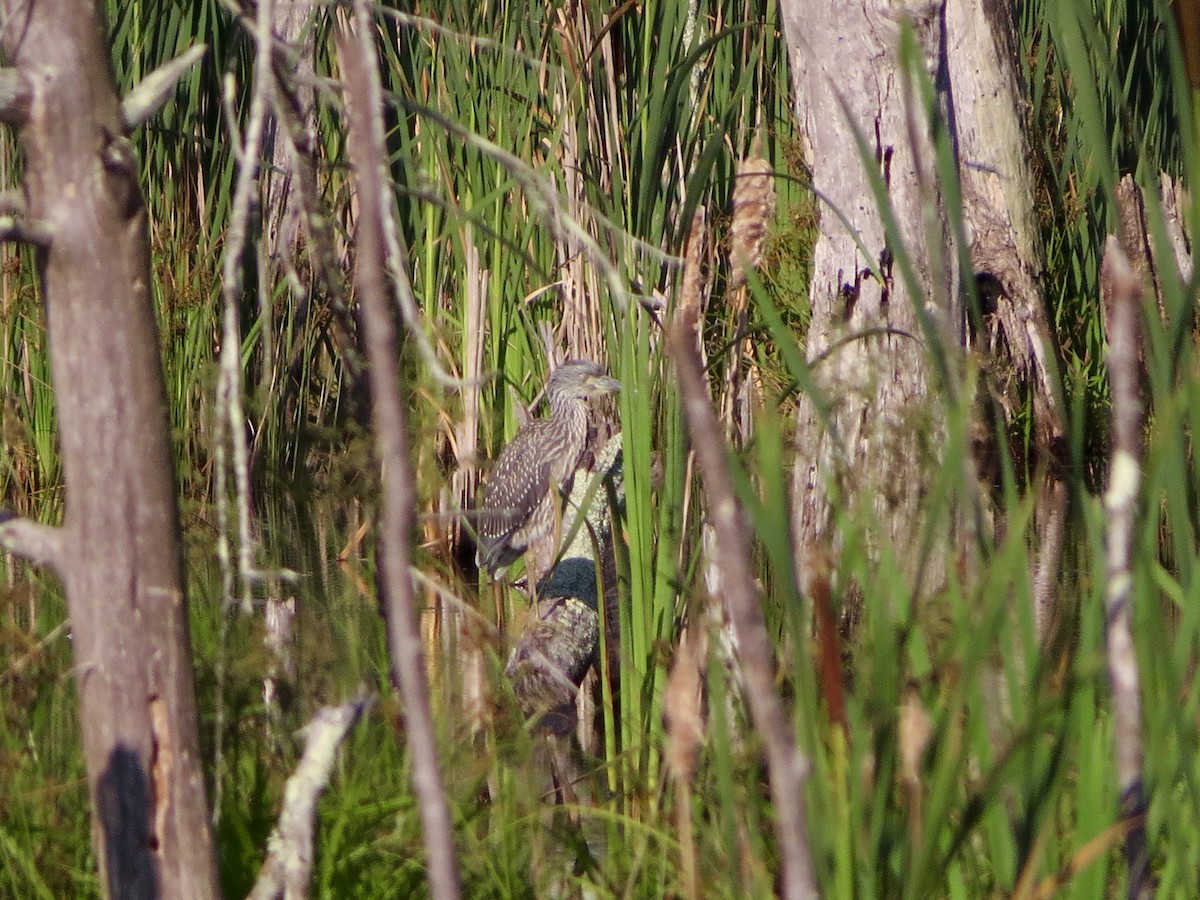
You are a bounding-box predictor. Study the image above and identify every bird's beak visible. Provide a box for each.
[593,375,621,394]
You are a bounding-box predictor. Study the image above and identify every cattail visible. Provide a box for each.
[678,205,710,350]
[899,687,932,848]
[899,688,932,788]
[723,140,775,443]
[665,624,707,782]
[665,624,706,900]
[728,145,776,290]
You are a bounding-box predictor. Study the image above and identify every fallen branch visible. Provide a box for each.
[247,695,374,900]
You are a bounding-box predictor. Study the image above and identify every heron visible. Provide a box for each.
[475,360,620,576]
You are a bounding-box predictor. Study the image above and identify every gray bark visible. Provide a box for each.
[945,0,1067,639]
[781,0,957,598]
[947,0,1065,461]
[782,0,1067,615]
[0,2,218,896]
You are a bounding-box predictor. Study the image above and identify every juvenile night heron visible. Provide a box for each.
[476,360,620,576]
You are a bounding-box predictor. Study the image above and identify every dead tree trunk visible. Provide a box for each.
[263,0,316,270]
[782,0,1066,615]
[947,0,1065,458]
[781,0,959,600]
[0,2,218,898]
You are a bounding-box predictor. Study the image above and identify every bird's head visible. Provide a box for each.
[547,359,621,401]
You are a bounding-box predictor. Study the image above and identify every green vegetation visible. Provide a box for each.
[1,0,1198,896]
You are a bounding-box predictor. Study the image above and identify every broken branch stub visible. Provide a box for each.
[0,67,31,125]
[120,44,207,132]
[0,516,64,571]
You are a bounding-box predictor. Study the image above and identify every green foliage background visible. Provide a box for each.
[1,0,1199,897]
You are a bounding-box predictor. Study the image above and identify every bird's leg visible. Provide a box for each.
[490,577,506,633]
[551,482,565,562]
[528,482,565,595]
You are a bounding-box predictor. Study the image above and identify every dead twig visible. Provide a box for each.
[336,5,462,898]
[667,307,818,900]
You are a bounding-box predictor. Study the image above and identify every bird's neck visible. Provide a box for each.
[548,393,585,423]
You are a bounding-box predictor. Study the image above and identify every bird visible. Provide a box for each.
[475,360,620,576]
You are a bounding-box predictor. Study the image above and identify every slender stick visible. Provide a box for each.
[1100,235,1152,899]
[667,308,818,900]
[336,6,462,899]
[248,696,373,900]
[219,0,274,615]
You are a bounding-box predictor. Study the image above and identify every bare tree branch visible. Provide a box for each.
[1100,235,1152,899]
[667,309,818,900]
[217,0,275,614]
[336,4,462,898]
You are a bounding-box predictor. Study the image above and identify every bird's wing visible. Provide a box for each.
[477,424,554,558]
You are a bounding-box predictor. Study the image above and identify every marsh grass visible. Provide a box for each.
[1,0,1199,896]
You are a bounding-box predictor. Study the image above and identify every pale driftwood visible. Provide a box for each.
[669,309,818,900]
[247,696,373,900]
[336,4,462,898]
[1100,236,1152,899]
[0,1,219,895]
